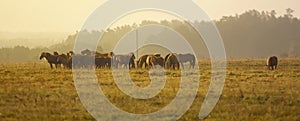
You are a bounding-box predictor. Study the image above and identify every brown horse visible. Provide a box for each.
[146,55,164,69]
[57,54,71,69]
[165,53,180,70]
[138,54,161,69]
[137,54,150,69]
[266,56,278,70]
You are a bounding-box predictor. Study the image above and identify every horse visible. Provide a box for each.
[95,57,112,68]
[113,53,135,69]
[81,49,114,58]
[266,56,278,70]
[176,53,196,69]
[137,54,150,69]
[71,54,94,69]
[67,51,74,58]
[146,55,164,69]
[137,54,162,69]
[57,54,72,69]
[165,53,180,70]
[39,52,61,69]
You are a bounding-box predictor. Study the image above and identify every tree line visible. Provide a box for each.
[0,9,299,62]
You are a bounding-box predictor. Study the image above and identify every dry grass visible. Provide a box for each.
[0,58,299,120]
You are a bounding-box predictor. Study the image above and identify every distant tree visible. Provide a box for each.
[285,8,294,18]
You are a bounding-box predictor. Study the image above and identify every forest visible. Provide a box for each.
[0,9,299,62]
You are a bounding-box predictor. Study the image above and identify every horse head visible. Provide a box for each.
[81,49,91,55]
[40,52,50,60]
[53,51,59,55]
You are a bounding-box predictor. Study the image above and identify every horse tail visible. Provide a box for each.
[191,55,196,68]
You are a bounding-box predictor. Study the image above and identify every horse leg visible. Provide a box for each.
[180,63,184,69]
[138,61,142,68]
[191,60,195,69]
[132,62,135,69]
[145,62,148,69]
[115,63,118,68]
[49,63,53,69]
[271,66,274,70]
[148,63,151,69]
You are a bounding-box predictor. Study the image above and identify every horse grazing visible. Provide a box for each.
[165,53,180,70]
[146,55,164,69]
[113,53,135,69]
[266,56,278,70]
[176,53,196,69]
[40,52,61,69]
[137,54,150,69]
[137,54,161,69]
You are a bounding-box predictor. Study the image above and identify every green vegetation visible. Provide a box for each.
[0,58,299,120]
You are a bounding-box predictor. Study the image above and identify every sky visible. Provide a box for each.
[0,0,299,32]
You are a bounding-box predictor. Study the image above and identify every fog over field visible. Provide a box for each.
[0,32,71,48]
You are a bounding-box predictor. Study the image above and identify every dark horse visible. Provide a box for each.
[40,52,61,69]
[266,56,278,70]
[57,54,71,69]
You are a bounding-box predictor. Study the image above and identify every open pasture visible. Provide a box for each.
[0,58,299,120]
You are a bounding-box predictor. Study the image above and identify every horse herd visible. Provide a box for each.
[40,49,278,70]
[39,49,196,70]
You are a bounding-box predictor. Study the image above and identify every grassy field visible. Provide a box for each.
[0,58,299,121]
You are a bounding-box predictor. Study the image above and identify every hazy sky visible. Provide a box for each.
[0,0,299,32]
